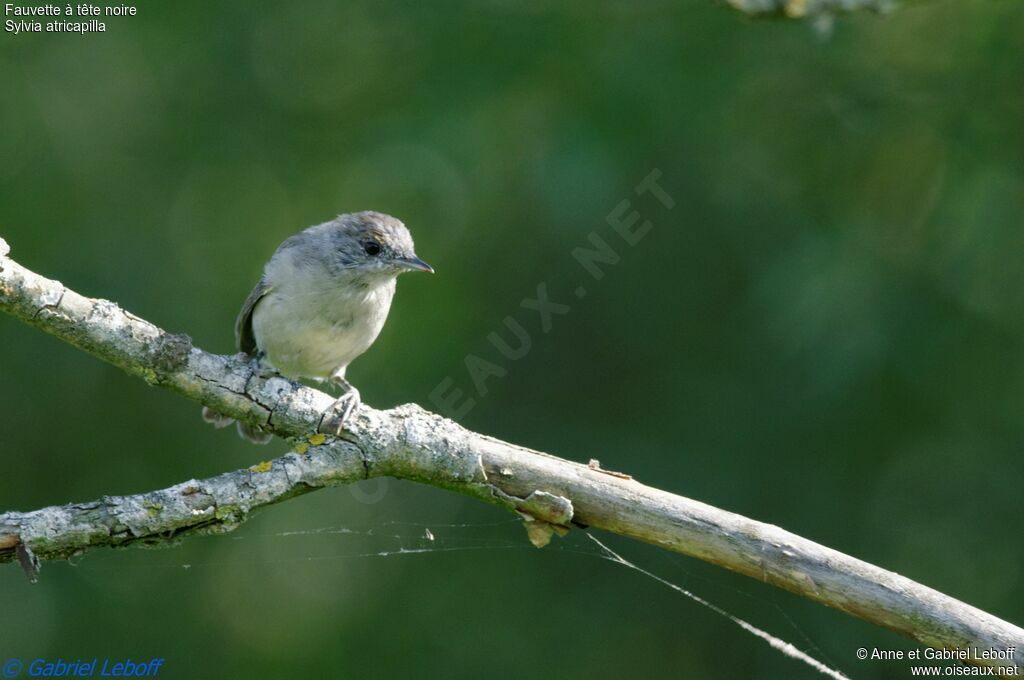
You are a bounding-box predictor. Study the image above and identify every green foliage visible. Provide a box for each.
[1,1,1022,678]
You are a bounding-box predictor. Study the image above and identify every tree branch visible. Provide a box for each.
[727,0,895,19]
[0,236,1020,671]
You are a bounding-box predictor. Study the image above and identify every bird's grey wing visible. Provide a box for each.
[235,276,272,355]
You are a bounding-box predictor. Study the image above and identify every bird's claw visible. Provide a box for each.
[318,388,361,435]
[247,352,278,379]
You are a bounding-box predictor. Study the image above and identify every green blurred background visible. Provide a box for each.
[2,1,1022,678]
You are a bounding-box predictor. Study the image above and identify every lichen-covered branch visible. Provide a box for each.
[0,236,1020,671]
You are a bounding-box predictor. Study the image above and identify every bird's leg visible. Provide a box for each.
[248,350,279,379]
[318,372,361,435]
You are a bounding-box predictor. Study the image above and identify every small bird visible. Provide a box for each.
[202,211,433,443]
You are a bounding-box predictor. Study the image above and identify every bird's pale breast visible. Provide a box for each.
[252,275,395,380]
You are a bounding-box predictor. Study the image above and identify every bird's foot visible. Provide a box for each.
[318,387,361,435]
[246,351,278,379]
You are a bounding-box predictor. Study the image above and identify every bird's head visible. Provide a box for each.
[312,211,434,282]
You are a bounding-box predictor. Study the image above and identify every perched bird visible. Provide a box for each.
[202,211,433,443]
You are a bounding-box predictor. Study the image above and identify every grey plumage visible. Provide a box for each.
[203,211,433,444]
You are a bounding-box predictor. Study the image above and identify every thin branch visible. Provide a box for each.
[727,0,895,19]
[0,237,1020,671]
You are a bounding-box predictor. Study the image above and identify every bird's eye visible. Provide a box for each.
[363,240,381,256]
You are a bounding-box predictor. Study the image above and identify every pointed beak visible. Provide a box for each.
[396,255,434,274]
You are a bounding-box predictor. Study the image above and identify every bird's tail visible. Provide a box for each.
[201,407,272,445]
